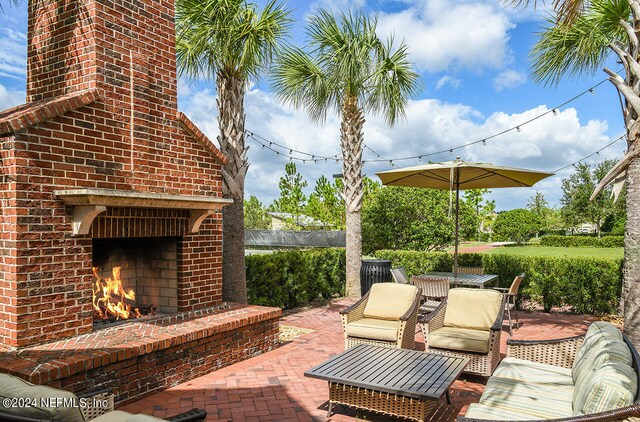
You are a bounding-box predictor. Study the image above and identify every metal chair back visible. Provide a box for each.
[453,266,484,275]
[391,267,410,284]
[411,276,450,299]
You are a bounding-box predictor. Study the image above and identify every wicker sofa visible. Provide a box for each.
[459,321,640,421]
[421,288,504,376]
[340,282,421,350]
[0,373,206,422]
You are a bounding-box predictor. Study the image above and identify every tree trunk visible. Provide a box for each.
[217,72,249,304]
[623,157,640,346]
[341,96,365,297]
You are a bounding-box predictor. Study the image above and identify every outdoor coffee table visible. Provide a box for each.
[305,344,469,421]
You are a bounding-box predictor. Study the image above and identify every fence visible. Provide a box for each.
[245,230,346,248]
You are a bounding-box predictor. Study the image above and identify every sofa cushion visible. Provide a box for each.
[493,357,573,387]
[347,318,400,342]
[573,362,637,416]
[573,337,632,395]
[363,283,417,321]
[572,321,625,384]
[429,326,491,353]
[92,411,167,421]
[479,375,574,419]
[0,373,86,422]
[465,402,551,420]
[443,288,502,330]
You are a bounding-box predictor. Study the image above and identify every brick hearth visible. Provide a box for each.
[0,304,281,405]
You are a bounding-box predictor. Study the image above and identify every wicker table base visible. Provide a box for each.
[328,382,440,422]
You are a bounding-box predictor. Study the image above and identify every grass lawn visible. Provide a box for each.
[481,245,623,260]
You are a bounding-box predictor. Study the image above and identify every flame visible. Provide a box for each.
[92,266,141,320]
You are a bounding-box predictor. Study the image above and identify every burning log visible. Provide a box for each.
[92,266,143,321]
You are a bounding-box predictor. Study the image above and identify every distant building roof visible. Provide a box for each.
[267,212,332,228]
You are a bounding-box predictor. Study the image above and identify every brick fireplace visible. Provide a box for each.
[0,0,280,404]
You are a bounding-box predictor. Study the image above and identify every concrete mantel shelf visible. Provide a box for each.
[55,188,233,235]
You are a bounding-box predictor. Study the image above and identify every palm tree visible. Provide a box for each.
[508,0,640,343]
[176,0,290,303]
[271,10,420,297]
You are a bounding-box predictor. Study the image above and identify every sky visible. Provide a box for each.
[0,0,628,210]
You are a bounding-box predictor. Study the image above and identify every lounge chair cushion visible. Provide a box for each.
[573,362,637,416]
[443,288,502,330]
[0,373,86,422]
[92,411,167,421]
[363,283,417,321]
[346,318,400,342]
[428,326,491,353]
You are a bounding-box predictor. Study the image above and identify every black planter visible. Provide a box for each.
[360,259,392,296]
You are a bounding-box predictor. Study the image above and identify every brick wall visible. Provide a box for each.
[0,0,228,348]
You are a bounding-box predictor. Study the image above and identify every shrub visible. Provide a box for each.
[540,235,624,248]
[374,250,622,314]
[493,209,542,244]
[246,248,345,310]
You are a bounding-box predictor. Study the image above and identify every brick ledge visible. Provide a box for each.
[0,89,102,136]
[0,303,281,385]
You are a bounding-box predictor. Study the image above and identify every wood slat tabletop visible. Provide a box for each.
[305,344,469,400]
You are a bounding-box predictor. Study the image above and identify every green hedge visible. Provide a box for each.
[540,235,624,248]
[374,250,622,314]
[246,249,345,310]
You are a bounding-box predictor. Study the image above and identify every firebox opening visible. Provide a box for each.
[92,237,179,323]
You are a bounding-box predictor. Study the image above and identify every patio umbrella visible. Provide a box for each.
[376,158,554,276]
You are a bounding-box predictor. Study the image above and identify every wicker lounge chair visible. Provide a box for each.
[0,373,206,422]
[340,282,421,349]
[493,273,525,336]
[459,321,640,421]
[391,267,410,284]
[421,288,504,376]
[411,275,450,315]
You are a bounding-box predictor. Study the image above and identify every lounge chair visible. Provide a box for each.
[340,283,420,350]
[421,288,504,376]
[0,373,206,421]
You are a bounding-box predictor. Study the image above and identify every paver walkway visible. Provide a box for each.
[122,299,597,421]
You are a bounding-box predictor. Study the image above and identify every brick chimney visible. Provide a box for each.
[26,0,178,117]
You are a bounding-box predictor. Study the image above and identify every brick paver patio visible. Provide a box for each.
[122,299,597,421]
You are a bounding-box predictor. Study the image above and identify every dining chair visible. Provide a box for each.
[493,273,526,336]
[453,265,484,275]
[411,275,450,315]
[391,267,410,284]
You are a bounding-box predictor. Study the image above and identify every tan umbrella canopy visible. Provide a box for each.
[376,158,554,276]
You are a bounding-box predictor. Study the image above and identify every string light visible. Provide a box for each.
[243,77,614,167]
[552,135,625,173]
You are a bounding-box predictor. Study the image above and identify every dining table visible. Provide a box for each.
[419,271,498,289]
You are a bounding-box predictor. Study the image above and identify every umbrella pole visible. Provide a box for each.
[454,170,460,278]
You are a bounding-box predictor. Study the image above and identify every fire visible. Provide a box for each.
[92,266,142,320]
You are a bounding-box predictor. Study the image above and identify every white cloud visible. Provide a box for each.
[435,76,462,90]
[376,0,515,73]
[0,27,26,80]
[179,86,620,209]
[0,84,24,111]
[492,69,527,91]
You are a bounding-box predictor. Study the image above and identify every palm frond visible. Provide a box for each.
[530,0,629,86]
[271,8,421,126]
[176,0,291,83]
